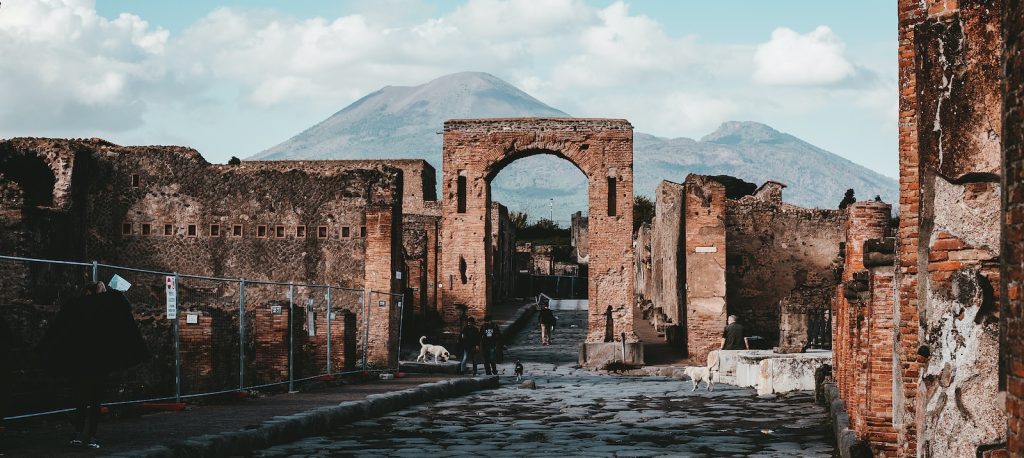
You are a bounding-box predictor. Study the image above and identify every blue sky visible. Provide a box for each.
[1,1,897,177]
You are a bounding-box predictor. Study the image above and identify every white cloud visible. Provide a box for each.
[753,26,856,86]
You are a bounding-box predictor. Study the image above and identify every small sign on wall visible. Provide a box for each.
[695,246,718,253]
[165,276,177,320]
[186,313,199,324]
[271,305,283,315]
[378,300,387,307]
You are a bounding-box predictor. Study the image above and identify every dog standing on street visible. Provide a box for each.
[416,336,451,364]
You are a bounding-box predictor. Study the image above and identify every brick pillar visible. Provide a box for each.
[1003,0,1024,453]
[863,238,898,455]
[897,1,926,454]
[682,175,727,362]
[254,305,290,383]
[364,203,402,368]
[311,308,350,372]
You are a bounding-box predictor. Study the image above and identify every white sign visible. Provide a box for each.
[271,305,283,315]
[165,276,177,319]
[395,271,402,280]
[378,300,387,307]
[109,274,132,292]
[186,313,198,324]
[307,311,316,337]
[695,246,718,253]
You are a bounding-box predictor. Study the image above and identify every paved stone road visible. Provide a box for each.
[253,311,834,457]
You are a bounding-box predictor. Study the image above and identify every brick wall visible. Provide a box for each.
[682,175,728,361]
[1002,0,1024,453]
[441,118,635,343]
[648,180,684,337]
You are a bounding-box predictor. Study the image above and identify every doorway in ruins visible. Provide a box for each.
[440,118,641,366]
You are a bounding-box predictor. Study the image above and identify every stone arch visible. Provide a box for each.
[441,118,638,365]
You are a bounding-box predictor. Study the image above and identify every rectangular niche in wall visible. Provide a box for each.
[275,225,285,238]
[187,224,197,237]
[164,224,173,236]
[141,223,151,236]
[296,226,306,238]
[607,176,617,217]
[232,225,243,237]
[317,226,328,239]
[210,224,220,237]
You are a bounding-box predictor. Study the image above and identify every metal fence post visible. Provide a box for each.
[288,282,295,393]
[396,292,406,373]
[91,261,98,283]
[361,288,369,370]
[173,273,181,403]
[326,286,332,375]
[239,279,246,391]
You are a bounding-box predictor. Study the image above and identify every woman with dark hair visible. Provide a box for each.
[39,281,149,449]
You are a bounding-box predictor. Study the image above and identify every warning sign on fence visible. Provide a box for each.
[165,275,177,319]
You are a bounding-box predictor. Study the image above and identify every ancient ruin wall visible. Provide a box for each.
[650,181,685,338]
[911,2,1007,455]
[571,211,590,264]
[489,202,517,303]
[682,175,728,361]
[1003,0,1024,453]
[441,118,635,343]
[724,187,844,345]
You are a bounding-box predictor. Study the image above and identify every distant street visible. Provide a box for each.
[253,311,834,457]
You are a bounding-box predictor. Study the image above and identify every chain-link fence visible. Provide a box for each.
[0,255,398,421]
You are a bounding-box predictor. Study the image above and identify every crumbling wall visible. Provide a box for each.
[489,202,517,303]
[911,2,1007,455]
[649,180,685,341]
[571,211,589,264]
[725,186,844,346]
[1002,0,1024,453]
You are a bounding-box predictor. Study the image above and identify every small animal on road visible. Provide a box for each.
[416,336,451,363]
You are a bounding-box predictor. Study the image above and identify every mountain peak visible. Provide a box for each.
[701,121,788,145]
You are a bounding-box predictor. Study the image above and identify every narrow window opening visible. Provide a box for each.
[232,225,243,237]
[342,226,351,238]
[257,225,268,238]
[317,226,328,239]
[296,226,306,238]
[164,224,173,236]
[607,176,617,216]
[130,174,140,188]
[275,225,285,238]
[187,224,197,237]
[121,223,132,235]
[360,226,367,237]
[210,224,220,237]
[141,223,151,236]
[457,175,467,213]
[459,256,468,284]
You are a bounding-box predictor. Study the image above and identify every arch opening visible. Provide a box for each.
[0,152,56,207]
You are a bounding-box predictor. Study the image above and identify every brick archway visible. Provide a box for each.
[441,118,638,362]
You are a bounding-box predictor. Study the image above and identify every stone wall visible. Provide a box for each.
[489,202,517,303]
[647,180,684,339]
[441,118,635,346]
[0,138,411,404]
[724,183,845,346]
[1003,0,1024,453]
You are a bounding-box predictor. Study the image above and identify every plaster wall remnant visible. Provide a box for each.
[440,118,636,363]
[571,211,590,264]
[489,202,517,304]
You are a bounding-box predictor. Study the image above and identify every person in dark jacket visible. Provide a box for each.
[720,315,750,351]
[458,317,480,376]
[538,302,557,346]
[39,281,149,449]
[479,315,502,376]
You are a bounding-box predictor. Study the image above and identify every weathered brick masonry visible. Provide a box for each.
[1002,0,1024,454]
[441,118,635,344]
[682,176,728,362]
[0,138,412,405]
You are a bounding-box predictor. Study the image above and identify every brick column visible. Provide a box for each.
[1002,0,1024,453]
[682,175,727,362]
[863,238,898,455]
[364,203,402,368]
[253,305,290,383]
[179,312,214,393]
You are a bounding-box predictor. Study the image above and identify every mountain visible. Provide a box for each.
[252,72,898,222]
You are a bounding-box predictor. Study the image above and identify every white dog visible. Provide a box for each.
[683,366,714,391]
[416,336,451,363]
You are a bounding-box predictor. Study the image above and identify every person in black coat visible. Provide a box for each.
[458,317,480,376]
[478,315,502,376]
[38,281,149,449]
[538,302,557,346]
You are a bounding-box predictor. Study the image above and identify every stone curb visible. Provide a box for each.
[103,376,499,458]
[820,382,871,458]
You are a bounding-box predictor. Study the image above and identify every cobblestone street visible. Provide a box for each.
[253,311,834,457]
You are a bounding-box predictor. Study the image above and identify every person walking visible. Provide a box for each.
[720,315,750,350]
[458,316,480,376]
[479,315,502,376]
[538,302,557,346]
[39,281,149,450]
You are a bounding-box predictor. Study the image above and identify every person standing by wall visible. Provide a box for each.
[479,315,502,376]
[458,317,480,376]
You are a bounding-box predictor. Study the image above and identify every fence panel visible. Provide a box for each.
[0,257,92,418]
[176,275,242,397]
[328,287,363,374]
[241,281,294,391]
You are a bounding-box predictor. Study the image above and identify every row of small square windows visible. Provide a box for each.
[121,223,367,239]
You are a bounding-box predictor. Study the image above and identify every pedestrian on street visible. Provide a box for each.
[38,281,149,450]
[479,315,502,376]
[720,314,750,350]
[458,316,480,376]
[538,302,557,346]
